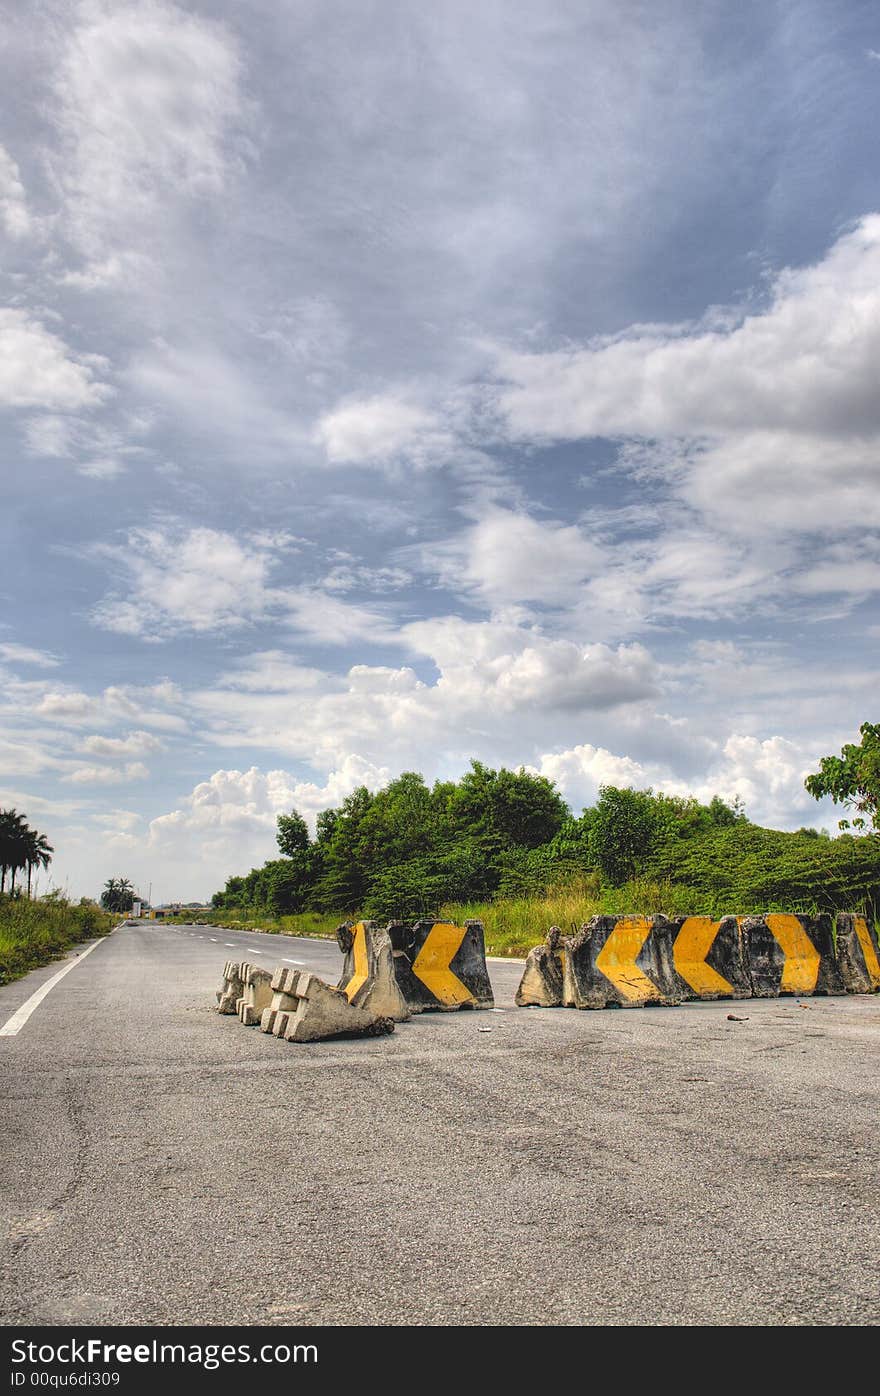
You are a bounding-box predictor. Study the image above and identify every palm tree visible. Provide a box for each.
[0,809,28,894]
[24,830,53,898]
[100,877,136,912]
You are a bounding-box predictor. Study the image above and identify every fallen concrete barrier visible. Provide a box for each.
[389,919,494,1011]
[273,969,395,1042]
[515,925,565,1007]
[237,963,273,1025]
[834,913,880,993]
[336,920,410,1021]
[742,913,844,997]
[260,966,303,1034]
[562,915,682,1009]
[216,960,244,1014]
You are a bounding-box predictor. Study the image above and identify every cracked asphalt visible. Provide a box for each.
[1,920,878,1326]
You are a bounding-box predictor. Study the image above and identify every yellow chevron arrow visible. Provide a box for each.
[411,923,474,1006]
[854,917,880,989]
[594,917,660,1002]
[673,917,735,997]
[343,921,370,1003]
[766,914,821,993]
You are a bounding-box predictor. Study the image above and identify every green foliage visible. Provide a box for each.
[100,877,136,912]
[0,894,113,985]
[276,809,310,857]
[805,722,880,832]
[0,808,54,897]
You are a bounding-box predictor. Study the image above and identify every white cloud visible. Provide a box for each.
[35,681,187,731]
[92,526,280,637]
[491,217,880,540]
[63,760,149,785]
[535,743,648,810]
[81,729,165,758]
[92,809,142,831]
[0,310,109,411]
[421,506,604,608]
[52,0,246,268]
[0,144,31,238]
[0,642,60,668]
[315,394,442,465]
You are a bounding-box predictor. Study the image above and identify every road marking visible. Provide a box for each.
[0,937,108,1037]
[283,958,303,965]
[209,938,218,942]
[225,943,235,946]
[250,949,263,954]
[487,955,525,964]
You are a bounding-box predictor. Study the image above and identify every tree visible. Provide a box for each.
[100,877,135,912]
[276,810,310,857]
[23,830,53,898]
[588,785,666,885]
[0,808,28,894]
[804,722,880,832]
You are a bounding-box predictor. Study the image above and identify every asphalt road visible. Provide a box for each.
[1,920,878,1327]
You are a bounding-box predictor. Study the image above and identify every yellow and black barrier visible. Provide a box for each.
[834,913,880,994]
[335,920,410,1022]
[741,913,844,997]
[562,915,683,1009]
[516,910,880,1010]
[388,918,494,1012]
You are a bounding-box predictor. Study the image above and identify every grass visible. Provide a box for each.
[168,876,880,959]
[0,894,115,986]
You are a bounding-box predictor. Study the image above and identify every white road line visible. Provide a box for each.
[0,937,109,1038]
[225,943,235,946]
[487,955,525,964]
[209,938,218,942]
[282,958,303,964]
[250,949,263,954]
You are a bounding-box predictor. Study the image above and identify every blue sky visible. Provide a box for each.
[2,0,880,902]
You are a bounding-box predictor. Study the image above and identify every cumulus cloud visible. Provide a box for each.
[35,681,186,731]
[0,310,109,411]
[315,394,442,466]
[491,217,880,541]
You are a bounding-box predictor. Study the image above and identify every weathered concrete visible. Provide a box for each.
[236,963,273,1026]
[336,920,410,1022]
[669,915,751,1000]
[215,960,243,1014]
[835,913,880,994]
[515,926,565,1007]
[563,915,682,1009]
[260,965,302,1034]
[282,970,395,1043]
[390,919,495,1012]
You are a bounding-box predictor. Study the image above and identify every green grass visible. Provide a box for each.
[172,875,880,960]
[0,894,115,985]
[167,909,341,940]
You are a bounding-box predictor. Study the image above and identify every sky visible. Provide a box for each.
[2,0,880,903]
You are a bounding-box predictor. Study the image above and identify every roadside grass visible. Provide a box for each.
[168,879,880,960]
[0,894,115,986]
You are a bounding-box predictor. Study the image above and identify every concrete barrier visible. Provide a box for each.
[742,913,844,997]
[273,969,395,1042]
[236,963,273,1025]
[834,914,880,993]
[562,915,682,1009]
[669,915,751,1000]
[336,920,410,1022]
[515,926,565,1007]
[389,919,494,1011]
[260,966,303,1034]
[216,960,244,1014]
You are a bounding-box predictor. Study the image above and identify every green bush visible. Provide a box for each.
[0,894,115,985]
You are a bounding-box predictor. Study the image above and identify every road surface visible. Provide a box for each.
[1,920,878,1326]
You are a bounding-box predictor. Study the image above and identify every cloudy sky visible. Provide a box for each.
[2,0,879,902]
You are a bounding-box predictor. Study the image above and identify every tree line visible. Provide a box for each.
[0,809,53,898]
[210,726,880,922]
